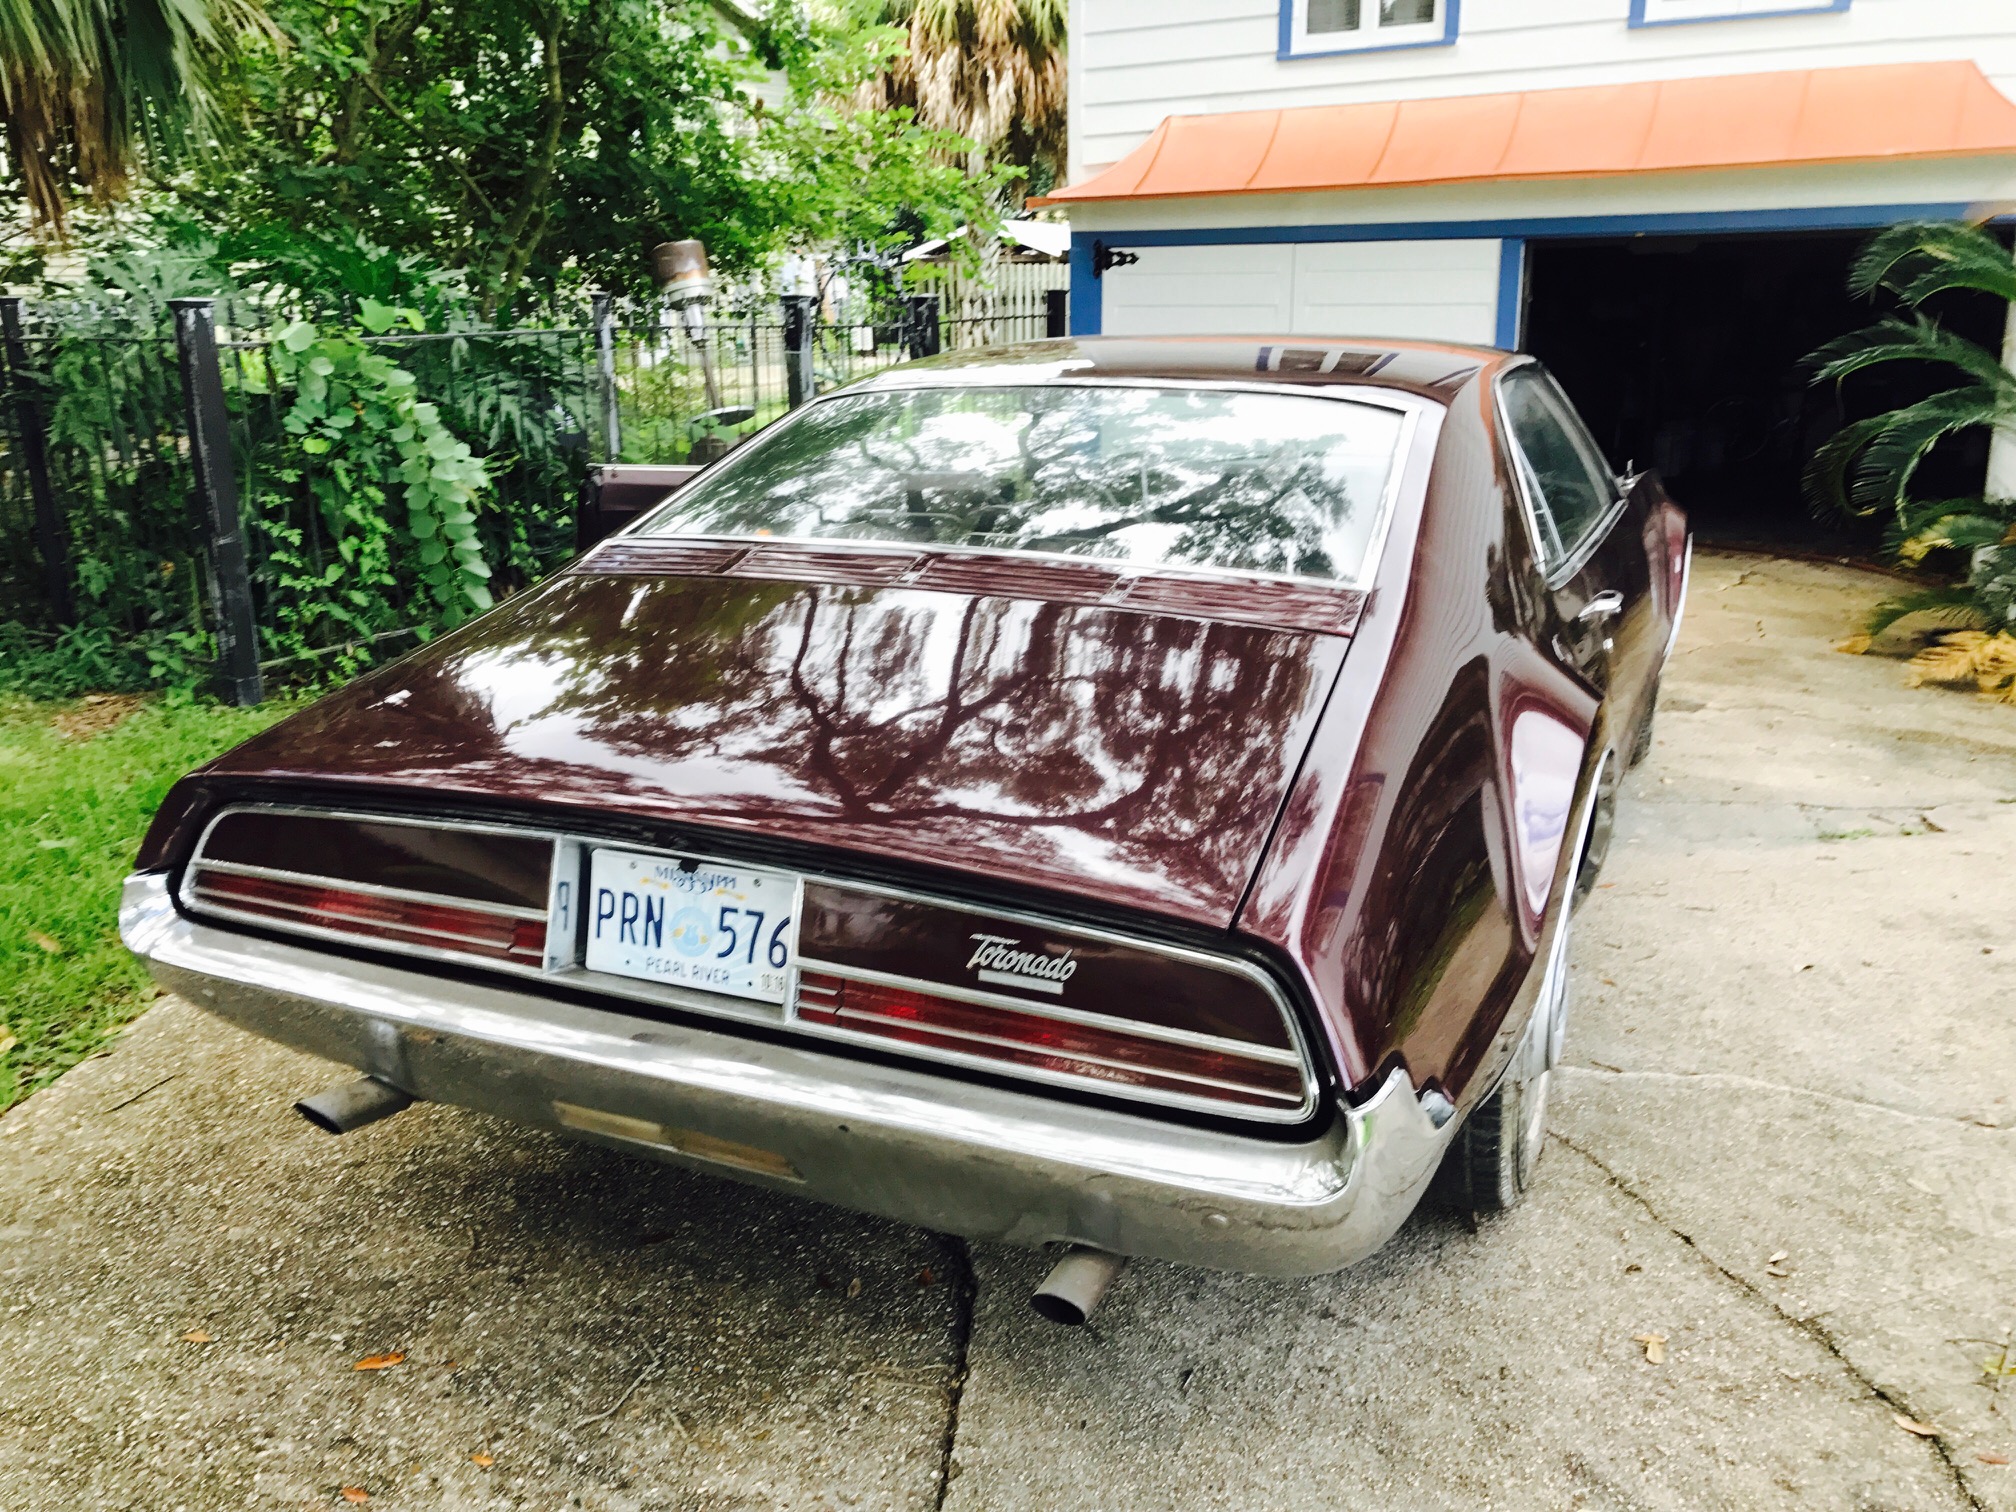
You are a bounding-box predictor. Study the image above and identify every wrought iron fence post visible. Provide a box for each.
[0,296,76,625]
[902,295,941,360]
[591,291,622,461]
[1046,289,1069,340]
[781,294,817,409]
[169,298,263,706]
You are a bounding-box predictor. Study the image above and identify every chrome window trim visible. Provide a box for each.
[1492,359,1628,590]
[623,380,1431,597]
[180,803,1322,1126]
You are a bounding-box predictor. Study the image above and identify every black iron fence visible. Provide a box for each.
[0,289,1065,702]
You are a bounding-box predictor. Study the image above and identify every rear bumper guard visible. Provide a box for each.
[121,870,1454,1276]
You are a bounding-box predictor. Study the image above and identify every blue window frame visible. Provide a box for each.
[1629,0,1848,27]
[1278,0,1460,59]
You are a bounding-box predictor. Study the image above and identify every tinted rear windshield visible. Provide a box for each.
[639,384,1409,584]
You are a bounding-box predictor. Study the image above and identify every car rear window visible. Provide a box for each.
[637,384,1409,585]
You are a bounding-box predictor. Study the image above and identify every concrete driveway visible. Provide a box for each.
[3,549,2013,1511]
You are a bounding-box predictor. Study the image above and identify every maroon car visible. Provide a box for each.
[121,337,1688,1323]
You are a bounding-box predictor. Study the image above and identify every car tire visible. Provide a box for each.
[1627,680,1659,768]
[1440,898,1573,1214]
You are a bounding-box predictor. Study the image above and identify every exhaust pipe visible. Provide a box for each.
[295,1076,414,1135]
[1029,1246,1128,1326]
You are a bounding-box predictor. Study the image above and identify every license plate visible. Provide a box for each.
[583,849,800,1004]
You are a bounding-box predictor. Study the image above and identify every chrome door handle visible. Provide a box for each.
[1577,590,1623,623]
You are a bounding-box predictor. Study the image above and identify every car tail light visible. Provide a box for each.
[795,970,1308,1112]
[182,809,556,974]
[189,869,547,966]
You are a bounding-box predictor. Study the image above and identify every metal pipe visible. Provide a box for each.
[1029,1245,1128,1326]
[295,1076,414,1135]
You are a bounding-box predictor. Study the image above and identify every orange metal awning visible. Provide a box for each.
[1034,61,2016,206]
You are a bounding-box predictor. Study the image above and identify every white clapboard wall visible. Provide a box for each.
[1098,238,1503,344]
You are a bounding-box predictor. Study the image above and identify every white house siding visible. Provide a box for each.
[1099,239,1503,342]
[1069,0,2016,184]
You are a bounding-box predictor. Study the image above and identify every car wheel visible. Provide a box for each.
[1442,900,1573,1213]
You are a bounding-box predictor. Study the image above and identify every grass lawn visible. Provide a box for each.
[0,694,295,1114]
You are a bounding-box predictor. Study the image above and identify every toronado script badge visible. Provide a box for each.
[966,933,1077,996]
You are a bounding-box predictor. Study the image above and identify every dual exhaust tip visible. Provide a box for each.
[297,1075,1129,1326]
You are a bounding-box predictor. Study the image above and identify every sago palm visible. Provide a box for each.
[0,0,267,228]
[1807,220,2016,634]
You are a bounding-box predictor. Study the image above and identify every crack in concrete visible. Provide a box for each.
[1554,1134,1987,1512]
[932,1235,976,1510]
[1560,1065,2012,1135]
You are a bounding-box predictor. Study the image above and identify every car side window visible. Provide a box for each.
[1498,366,1619,568]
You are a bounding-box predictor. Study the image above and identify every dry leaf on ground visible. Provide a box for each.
[1767,1250,1788,1264]
[27,930,63,954]
[339,1488,370,1504]
[1893,1414,1942,1438]
[469,1453,495,1468]
[0,1032,16,1057]
[352,1351,405,1371]
[182,1328,214,1344]
[846,1277,862,1299]
[1977,1452,2009,1466]
[1633,1332,1667,1364]
[1835,634,1873,655]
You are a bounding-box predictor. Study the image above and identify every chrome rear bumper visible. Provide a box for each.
[120,871,1453,1276]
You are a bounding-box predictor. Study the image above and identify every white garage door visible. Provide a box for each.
[1100,238,1503,345]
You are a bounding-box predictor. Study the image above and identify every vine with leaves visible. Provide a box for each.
[249,299,494,668]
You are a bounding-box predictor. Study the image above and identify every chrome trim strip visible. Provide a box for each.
[186,893,543,964]
[187,886,542,960]
[190,859,549,922]
[122,869,1456,1276]
[804,1008,1307,1107]
[1663,535,1694,664]
[798,958,1306,1066]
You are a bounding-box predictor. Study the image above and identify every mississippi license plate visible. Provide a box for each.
[583,849,800,1004]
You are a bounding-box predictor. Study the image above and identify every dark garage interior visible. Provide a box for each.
[1522,230,2005,555]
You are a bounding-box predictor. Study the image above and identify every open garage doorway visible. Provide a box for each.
[1523,231,2004,555]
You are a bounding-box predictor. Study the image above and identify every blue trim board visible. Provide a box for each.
[1628,0,1847,26]
[1068,235,1101,336]
[1494,237,1526,350]
[1278,0,1460,60]
[1066,203,1978,337]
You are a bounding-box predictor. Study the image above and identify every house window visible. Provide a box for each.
[1280,0,1459,57]
[1630,0,1847,26]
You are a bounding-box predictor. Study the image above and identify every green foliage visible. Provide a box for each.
[174,0,1009,315]
[255,306,496,650]
[1807,220,2016,636]
[0,692,296,1112]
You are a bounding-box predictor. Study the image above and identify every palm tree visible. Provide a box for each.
[0,0,267,229]
[1807,220,2016,635]
[864,0,1067,190]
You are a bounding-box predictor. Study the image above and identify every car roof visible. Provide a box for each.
[848,335,1516,403]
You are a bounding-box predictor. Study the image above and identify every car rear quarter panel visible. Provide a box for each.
[1239,369,1600,1108]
